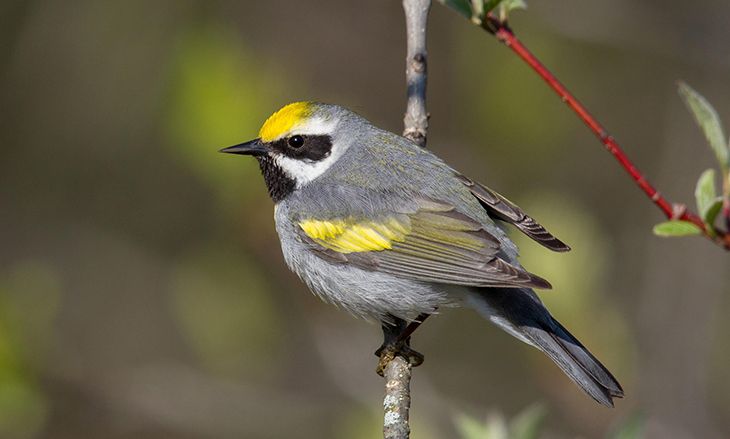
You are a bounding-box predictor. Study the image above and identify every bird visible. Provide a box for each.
[220,101,624,407]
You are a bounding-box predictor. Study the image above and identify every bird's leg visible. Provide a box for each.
[375,313,430,376]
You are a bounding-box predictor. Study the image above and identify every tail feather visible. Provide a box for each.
[524,319,624,406]
[467,288,623,407]
[548,319,624,398]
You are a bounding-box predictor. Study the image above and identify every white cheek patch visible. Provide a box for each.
[272,117,348,187]
[273,139,348,187]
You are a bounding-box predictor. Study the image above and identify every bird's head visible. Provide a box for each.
[221,102,359,202]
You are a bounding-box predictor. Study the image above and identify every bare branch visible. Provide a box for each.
[403,0,431,147]
[381,1,431,438]
[383,357,413,439]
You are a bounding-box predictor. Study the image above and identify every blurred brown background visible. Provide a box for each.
[1,1,729,438]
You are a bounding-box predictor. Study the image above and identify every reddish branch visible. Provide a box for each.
[482,14,730,249]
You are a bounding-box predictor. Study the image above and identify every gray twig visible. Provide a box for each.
[402,0,431,148]
[383,357,413,439]
[382,1,431,439]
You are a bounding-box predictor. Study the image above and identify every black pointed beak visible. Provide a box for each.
[219,138,267,156]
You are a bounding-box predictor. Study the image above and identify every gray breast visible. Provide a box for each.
[273,203,457,322]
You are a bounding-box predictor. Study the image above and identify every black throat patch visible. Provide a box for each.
[254,134,334,202]
[256,156,296,203]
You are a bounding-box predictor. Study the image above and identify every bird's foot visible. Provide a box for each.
[375,342,424,377]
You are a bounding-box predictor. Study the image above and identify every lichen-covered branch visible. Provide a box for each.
[383,357,413,439]
[382,1,432,438]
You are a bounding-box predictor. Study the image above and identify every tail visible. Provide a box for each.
[467,288,624,407]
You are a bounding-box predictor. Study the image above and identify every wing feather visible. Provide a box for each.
[455,173,571,252]
[297,198,551,289]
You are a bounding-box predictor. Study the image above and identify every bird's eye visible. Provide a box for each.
[288,135,304,149]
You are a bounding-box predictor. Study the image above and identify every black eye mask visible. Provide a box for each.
[272,135,333,161]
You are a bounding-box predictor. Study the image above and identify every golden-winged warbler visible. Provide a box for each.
[221,102,623,406]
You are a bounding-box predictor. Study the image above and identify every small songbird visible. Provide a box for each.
[221,102,623,406]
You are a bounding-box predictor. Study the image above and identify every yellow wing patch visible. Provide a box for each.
[259,102,313,142]
[299,218,410,253]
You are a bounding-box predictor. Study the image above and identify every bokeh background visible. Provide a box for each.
[2,1,729,438]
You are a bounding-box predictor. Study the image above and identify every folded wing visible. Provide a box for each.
[298,198,551,289]
[456,174,571,252]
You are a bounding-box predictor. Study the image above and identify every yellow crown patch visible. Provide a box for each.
[259,102,313,142]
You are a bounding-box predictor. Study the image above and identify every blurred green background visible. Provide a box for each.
[1,1,729,438]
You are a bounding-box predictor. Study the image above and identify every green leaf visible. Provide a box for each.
[470,0,486,22]
[652,220,703,237]
[438,0,526,24]
[704,198,723,226]
[508,404,546,439]
[678,81,729,170]
[496,0,527,21]
[437,0,473,19]
[455,413,507,439]
[609,413,646,439]
[483,0,502,14]
[695,168,717,219]
[455,414,487,439]
[455,406,546,439]
[483,0,527,21]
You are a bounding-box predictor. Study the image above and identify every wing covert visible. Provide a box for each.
[297,198,551,289]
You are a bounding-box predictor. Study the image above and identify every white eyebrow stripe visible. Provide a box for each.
[276,117,338,140]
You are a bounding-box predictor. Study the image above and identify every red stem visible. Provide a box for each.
[483,16,730,248]
[723,174,730,231]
